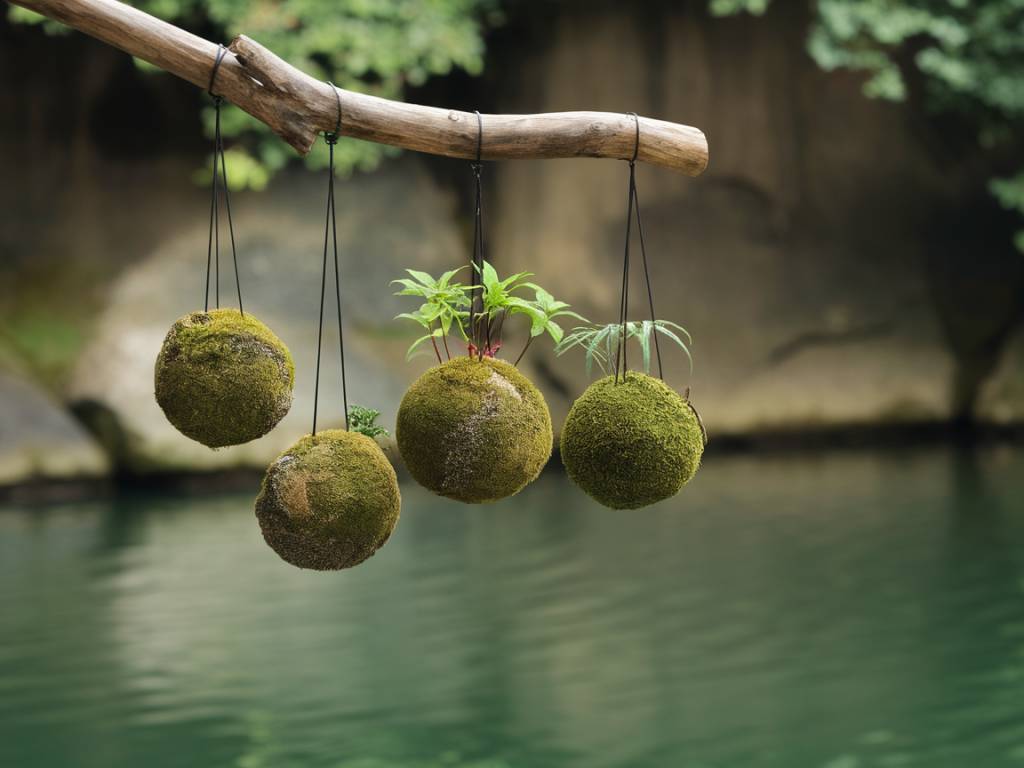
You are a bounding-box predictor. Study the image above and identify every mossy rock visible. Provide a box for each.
[255,429,401,570]
[396,357,553,503]
[154,309,294,448]
[560,372,704,510]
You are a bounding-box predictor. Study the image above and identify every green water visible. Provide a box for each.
[2,446,1024,768]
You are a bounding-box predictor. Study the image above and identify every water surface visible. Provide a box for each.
[2,446,1024,767]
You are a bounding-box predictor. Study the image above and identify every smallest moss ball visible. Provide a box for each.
[255,430,401,571]
[155,308,294,448]
[560,372,704,510]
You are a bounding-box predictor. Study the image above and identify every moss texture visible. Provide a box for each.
[154,309,294,448]
[396,357,553,503]
[255,429,401,570]
[560,372,704,510]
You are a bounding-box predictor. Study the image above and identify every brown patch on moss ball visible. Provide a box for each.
[255,429,401,570]
[396,357,553,503]
[154,309,294,448]
[560,372,704,510]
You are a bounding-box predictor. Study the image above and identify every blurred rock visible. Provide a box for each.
[68,159,466,472]
[0,366,109,485]
[977,330,1024,427]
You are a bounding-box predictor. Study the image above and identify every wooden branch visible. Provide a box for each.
[9,0,709,175]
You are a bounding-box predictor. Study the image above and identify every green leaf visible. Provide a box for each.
[481,262,499,290]
[658,320,693,345]
[554,309,588,322]
[405,269,437,287]
[654,324,694,373]
[395,311,430,329]
[639,320,653,374]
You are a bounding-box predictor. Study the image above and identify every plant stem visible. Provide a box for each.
[494,310,506,350]
[428,323,442,365]
[441,331,451,361]
[514,335,533,366]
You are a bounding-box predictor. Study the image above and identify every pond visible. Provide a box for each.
[2,446,1024,768]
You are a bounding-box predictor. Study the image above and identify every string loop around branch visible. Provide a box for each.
[207,43,228,98]
[325,80,342,144]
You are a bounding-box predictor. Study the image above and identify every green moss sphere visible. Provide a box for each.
[155,309,294,448]
[396,357,553,503]
[560,372,704,510]
[255,429,401,570]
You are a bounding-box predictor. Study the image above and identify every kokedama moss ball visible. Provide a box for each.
[155,309,294,448]
[396,357,553,503]
[255,429,401,570]
[560,372,704,510]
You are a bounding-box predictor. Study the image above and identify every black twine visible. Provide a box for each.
[204,44,244,315]
[468,110,486,359]
[312,85,349,435]
[614,112,661,382]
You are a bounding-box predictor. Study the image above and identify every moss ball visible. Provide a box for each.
[155,309,294,448]
[255,429,401,570]
[560,372,704,510]
[396,357,553,503]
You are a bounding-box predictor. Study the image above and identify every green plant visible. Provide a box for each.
[555,320,693,376]
[347,405,390,439]
[393,267,473,361]
[393,261,584,365]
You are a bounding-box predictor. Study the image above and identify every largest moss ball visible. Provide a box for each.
[255,430,401,570]
[560,372,704,510]
[396,357,553,503]
[154,309,294,447]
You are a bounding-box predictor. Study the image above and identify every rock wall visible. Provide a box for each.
[486,1,1023,435]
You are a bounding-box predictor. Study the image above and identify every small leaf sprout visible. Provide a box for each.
[348,404,390,438]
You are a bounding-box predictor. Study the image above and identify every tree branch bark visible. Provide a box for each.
[9,0,709,175]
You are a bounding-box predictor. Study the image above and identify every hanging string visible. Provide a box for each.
[632,158,663,381]
[614,113,661,382]
[312,83,349,435]
[468,111,485,359]
[204,44,244,315]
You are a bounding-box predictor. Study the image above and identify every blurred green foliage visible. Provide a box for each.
[714,0,1024,251]
[9,0,501,185]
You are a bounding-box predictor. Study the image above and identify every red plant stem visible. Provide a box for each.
[513,335,533,366]
[428,323,443,364]
[441,331,451,360]
[494,310,506,347]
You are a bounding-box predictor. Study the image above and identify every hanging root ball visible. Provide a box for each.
[154,309,294,448]
[255,430,401,570]
[396,357,553,503]
[560,372,704,510]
